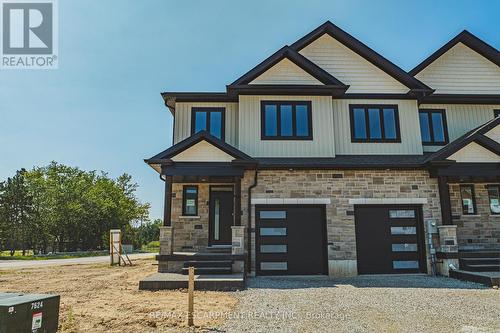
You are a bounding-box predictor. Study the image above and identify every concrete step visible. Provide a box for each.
[459,251,500,259]
[183,260,232,268]
[139,272,245,291]
[181,267,232,275]
[460,258,500,266]
[449,270,500,287]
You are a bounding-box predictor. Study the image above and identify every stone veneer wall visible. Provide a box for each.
[449,183,500,250]
[247,169,442,274]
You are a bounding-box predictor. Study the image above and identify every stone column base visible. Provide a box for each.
[436,225,459,276]
[231,226,246,273]
[328,260,357,277]
[159,226,174,256]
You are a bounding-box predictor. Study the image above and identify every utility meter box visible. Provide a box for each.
[0,293,60,333]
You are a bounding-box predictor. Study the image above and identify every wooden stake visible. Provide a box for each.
[187,266,194,326]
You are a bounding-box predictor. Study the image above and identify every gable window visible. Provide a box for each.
[191,107,225,140]
[349,105,400,142]
[419,109,449,145]
[494,110,500,118]
[261,101,312,140]
[182,186,198,216]
[460,185,477,215]
[487,185,500,215]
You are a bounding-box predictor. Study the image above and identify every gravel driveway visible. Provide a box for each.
[218,275,500,333]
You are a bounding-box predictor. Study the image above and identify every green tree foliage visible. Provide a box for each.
[0,162,150,255]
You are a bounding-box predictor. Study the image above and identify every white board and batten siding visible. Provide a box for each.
[249,58,322,85]
[171,141,234,162]
[415,43,500,94]
[333,99,423,155]
[299,34,409,94]
[419,104,500,152]
[238,95,335,157]
[485,125,500,143]
[173,102,239,147]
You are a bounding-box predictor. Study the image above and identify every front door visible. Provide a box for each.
[209,187,234,245]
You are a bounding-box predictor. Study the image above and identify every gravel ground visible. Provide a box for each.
[218,275,500,333]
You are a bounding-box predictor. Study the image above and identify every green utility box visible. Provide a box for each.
[0,293,60,333]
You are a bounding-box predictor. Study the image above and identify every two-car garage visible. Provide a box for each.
[255,204,426,276]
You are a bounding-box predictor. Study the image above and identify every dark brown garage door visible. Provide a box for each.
[354,205,426,274]
[256,206,327,276]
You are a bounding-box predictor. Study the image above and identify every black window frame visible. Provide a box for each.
[191,107,226,140]
[349,104,401,143]
[418,109,449,146]
[487,185,500,215]
[260,101,313,140]
[494,110,500,118]
[182,185,199,216]
[460,184,477,215]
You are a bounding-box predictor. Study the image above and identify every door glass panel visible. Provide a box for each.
[260,228,286,236]
[214,199,220,240]
[393,260,419,269]
[260,245,287,253]
[389,210,415,218]
[259,211,286,219]
[390,227,416,235]
[392,243,418,252]
[260,262,288,270]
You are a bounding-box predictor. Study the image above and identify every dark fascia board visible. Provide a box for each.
[227,84,348,97]
[160,92,237,115]
[475,135,500,156]
[426,117,500,162]
[410,30,500,76]
[144,130,254,164]
[289,21,433,94]
[419,94,500,105]
[229,45,348,87]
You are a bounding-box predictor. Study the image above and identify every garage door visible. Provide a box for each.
[354,205,426,274]
[256,206,327,275]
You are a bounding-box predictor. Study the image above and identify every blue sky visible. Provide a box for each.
[1,0,499,220]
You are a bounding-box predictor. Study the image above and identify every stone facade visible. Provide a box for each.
[167,169,443,276]
[449,183,500,250]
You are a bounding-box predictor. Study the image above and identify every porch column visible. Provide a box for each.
[438,176,453,226]
[163,175,173,226]
[234,177,242,226]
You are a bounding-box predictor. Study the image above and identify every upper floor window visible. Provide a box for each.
[349,105,400,143]
[191,107,225,140]
[494,110,500,118]
[419,109,449,146]
[261,101,312,140]
[460,185,477,215]
[487,185,500,215]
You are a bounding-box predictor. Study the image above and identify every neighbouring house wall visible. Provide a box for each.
[238,95,336,157]
[249,58,322,85]
[248,169,441,273]
[415,43,500,95]
[299,34,409,94]
[332,99,423,155]
[449,183,500,250]
[173,102,239,146]
[419,104,499,152]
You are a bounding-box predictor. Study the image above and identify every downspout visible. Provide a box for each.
[247,167,258,274]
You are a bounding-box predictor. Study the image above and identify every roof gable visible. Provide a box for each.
[249,58,323,85]
[410,30,500,76]
[290,21,432,94]
[448,142,500,163]
[230,46,346,87]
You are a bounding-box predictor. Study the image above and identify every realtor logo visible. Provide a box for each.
[1,0,58,69]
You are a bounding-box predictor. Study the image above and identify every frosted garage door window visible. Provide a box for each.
[393,261,419,269]
[390,227,416,235]
[389,210,415,218]
[260,262,288,270]
[392,243,418,252]
[259,211,286,219]
[260,245,287,253]
[260,228,286,236]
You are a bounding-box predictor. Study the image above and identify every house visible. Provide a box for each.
[145,21,500,279]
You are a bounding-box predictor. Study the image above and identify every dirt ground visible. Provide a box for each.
[0,259,237,332]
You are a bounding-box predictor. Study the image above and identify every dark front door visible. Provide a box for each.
[256,205,327,275]
[354,205,426,274]
[209,187,234,245]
